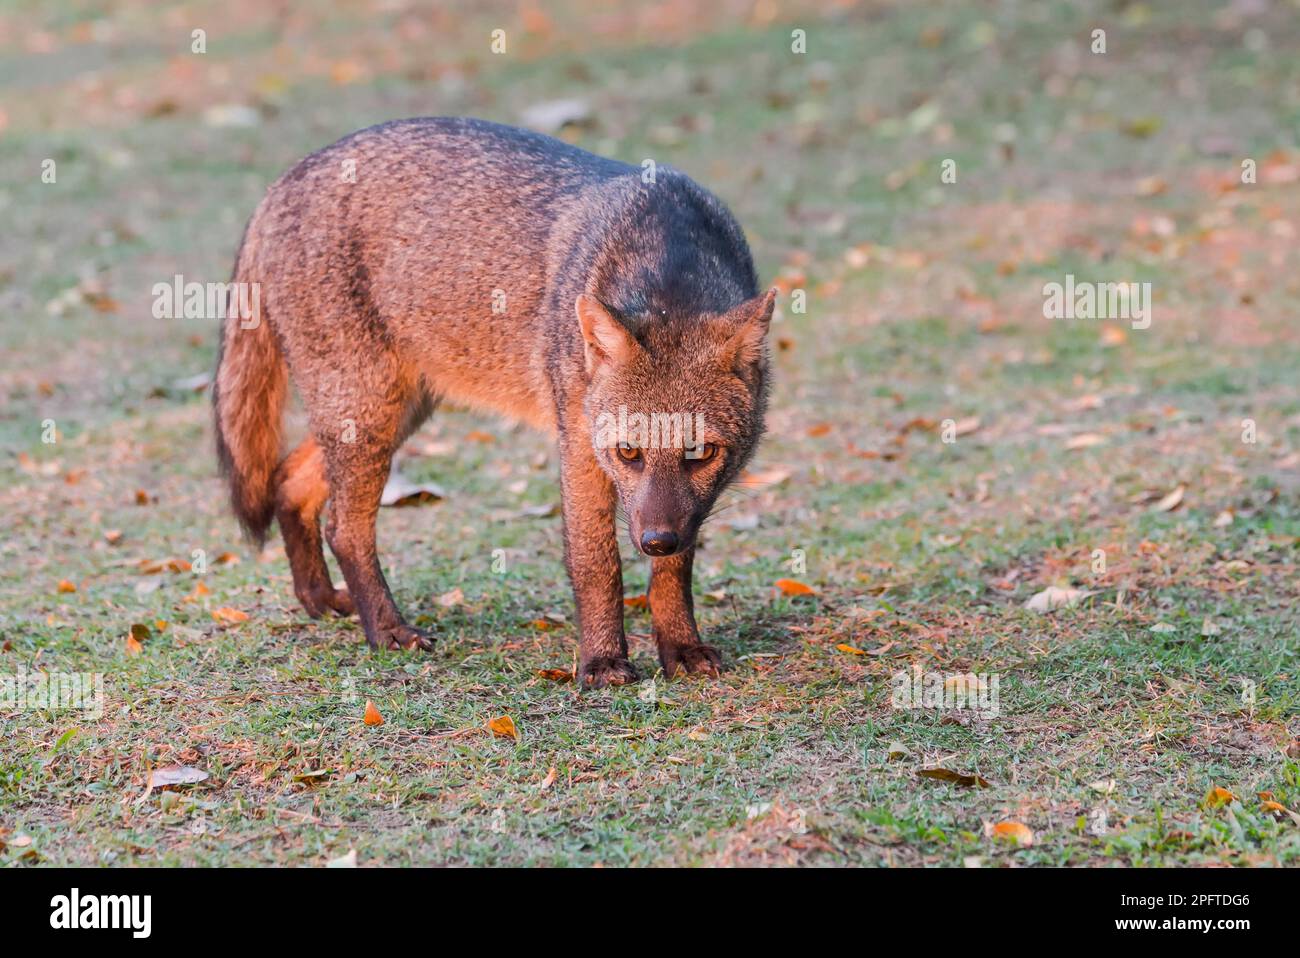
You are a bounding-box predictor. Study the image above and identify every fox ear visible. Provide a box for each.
[720,287,777,373]
[576,294,639,372]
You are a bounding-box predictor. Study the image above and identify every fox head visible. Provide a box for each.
[577,288,776,557]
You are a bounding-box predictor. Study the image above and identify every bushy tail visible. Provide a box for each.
[213,236,286,546]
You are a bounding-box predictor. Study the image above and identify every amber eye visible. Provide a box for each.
[686,443,718,464]
[616,443,643,464]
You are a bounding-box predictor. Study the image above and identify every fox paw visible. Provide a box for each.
[660,643,722,679]
[298,584,355,619]
[579,656,640,690]
[369,623,435,652]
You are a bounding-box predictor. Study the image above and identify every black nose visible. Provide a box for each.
[640,530,679,556]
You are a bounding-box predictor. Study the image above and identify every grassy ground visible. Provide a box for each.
[2,0,1298,866]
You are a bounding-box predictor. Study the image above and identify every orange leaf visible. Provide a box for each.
[488,715,518,740]
[362,701,384,727]
[836,644,867,655]
[992,821,1034,846]
[807,422,832,437]
[465,430,495,443]
[623,594,648,609]
[1205,785,1236,808]
[536,668,573,683]
[211,606,249,625]
[57,579,76,594]
[774,578,815,596]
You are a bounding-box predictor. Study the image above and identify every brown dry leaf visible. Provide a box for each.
[437,587,465,608]
[148,766,209,789]
[774,578,815,596]
[362,701,384,727]
[918,767,990,788]
[536,668,573,683]
[1153,485,1185,513]
[807,422,832,437]
[991,820,1035,846]
[57,579,76,594]
[1204,785,1236,808]
[836,644,867,655]
[1065,433,1106,450]
[539,766,558,791]
[1023,586,1095,614]
[124,622,146,656]
[952,416,980,437]
[213,551,240,566]
[739,465,793,487]
[183,581,211,603]
[488,715,519,740]
[211,606,250,625]
[1100,324,1128,347]
[104,529,123,545]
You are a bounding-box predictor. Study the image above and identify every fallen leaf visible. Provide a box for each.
[1200,618,1221,637]
[1023,586,1095,613]
[536,668,573,682]
[148,766,209,788]
[211,606,249,625]
[1065,432,1107,450]
[539,766,558,791]
[437,587,465,608]
[774,578,815,596]
[1152,485,1185,512]
[887,741,910,761]
[1205,786,1236,808]
[623,594,648,609]
[363,701,384,727]
[380,469,446,506]
[326,849,358,868]
[488,715,519,740]
[739,465,793,487]
[918,767,990,788]
[57,579,76,593]
[991,821,1034,847]
[836,643,867,655]
[125,622,150,655]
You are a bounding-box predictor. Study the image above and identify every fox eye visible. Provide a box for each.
[685,443,718,464]
[616,443,643,465]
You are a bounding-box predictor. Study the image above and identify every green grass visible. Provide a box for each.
[1,0,1298,866]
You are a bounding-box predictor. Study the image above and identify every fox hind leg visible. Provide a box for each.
[275,438,355,618]
[315,389,434,652]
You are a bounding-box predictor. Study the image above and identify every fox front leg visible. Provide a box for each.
[556,432,639,689]
[648,546,721,678]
